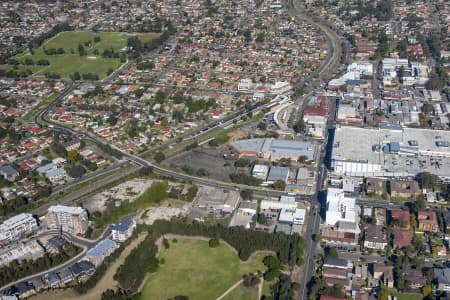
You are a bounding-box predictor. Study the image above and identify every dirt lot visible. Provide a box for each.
[83,178,156,213]
[138,200,192,225]
[166,145,245,182]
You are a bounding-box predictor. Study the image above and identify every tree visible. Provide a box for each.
[67,149,79,163]
[243,273,260,288]
[422,284,432,297]
[240,189,253,200]
[154,152,165,163]
[298,155,309,163]
[422,103,434,115]
[325,246,339,258]
[106,115,117,126]
[416,172,440,189]
[273,180,286,190]
[163,238,170,249]
[257,213,267,224]
[257,122,267,130]
[235,158,250,167]
[209,238,220,248]
[293,119,306,133]
[379,284,389,300]
[69,165,85,178]
[148,256,159,272]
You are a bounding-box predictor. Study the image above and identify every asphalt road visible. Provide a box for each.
[284,0,345,299]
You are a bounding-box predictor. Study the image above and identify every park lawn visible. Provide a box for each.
[139,239,268,300]
[262,279,276,297]
[0,65,42,73]
[3,31,159,79]
[222,282,258,300]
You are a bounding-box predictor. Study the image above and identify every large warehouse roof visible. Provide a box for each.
[332,126,450,178]
[230,138,316,161]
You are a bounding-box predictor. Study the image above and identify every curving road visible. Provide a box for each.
[0,227,111,292]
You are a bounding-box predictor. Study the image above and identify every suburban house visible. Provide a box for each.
[389,209,411,230]
[364,224,387,250]
[322,258,352,292]
[434,268,450,292]
[389,180,421,199]
[0,165,19,182]
[392,229,413,249]
[417,210,439,232]
[365,178,385,196]
[371,264,394,288]
[444,210,450,233]
[404,267,426,289]
[45,168,67,183]
[62,138,81,152]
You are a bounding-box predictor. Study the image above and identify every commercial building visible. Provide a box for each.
[331,125,450,179]
[266,166,289,183]
[325,188,356,227]
[229,138,316,162]
[278,208,305,225]
[111,218,136,242]
[47,205,89,235]
[0,213,38,245]
[252,164,269,180]
[260,196,297,210]
[85,239,117,266]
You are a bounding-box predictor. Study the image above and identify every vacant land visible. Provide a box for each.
[167,146,242,181]
[139,239,268,300]
[32,233,148,300]
[1,31,158,79]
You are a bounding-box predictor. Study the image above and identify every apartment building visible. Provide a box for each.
[111,218,136,242]
[47,205,88,235]
[0,213,38,245]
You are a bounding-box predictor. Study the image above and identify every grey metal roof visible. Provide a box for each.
[267,166,289,182]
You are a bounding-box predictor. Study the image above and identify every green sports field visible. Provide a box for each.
[139,239,268,300]
[1,31,159,80]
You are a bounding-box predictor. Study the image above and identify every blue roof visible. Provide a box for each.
[78,260,94,271]
[112,218,133,232]
[46,272,60,284]
[86,239,116,258]
[70,263,83,276]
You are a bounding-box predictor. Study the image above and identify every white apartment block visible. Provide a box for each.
[0,213,38,245]
[47,205,88,235]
